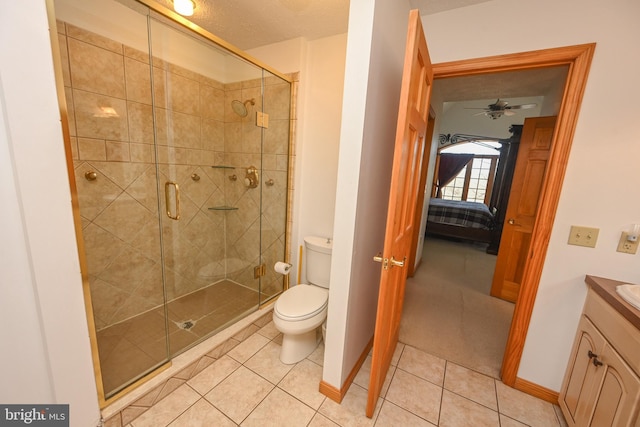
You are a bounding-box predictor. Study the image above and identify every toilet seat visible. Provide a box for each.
[274,284,328,322]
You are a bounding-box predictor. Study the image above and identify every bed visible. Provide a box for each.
[426,198,497,249]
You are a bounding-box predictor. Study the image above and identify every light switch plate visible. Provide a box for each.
[256,111,269,128]
[568,226,599,248]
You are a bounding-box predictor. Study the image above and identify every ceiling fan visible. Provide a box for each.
[467,99,537,120]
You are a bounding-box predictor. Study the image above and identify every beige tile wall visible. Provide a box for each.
[58,21,291,331]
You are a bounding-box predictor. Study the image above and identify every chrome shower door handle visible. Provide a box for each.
[165,181,180,220]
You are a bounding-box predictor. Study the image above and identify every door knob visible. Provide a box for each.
[508,218,521,226]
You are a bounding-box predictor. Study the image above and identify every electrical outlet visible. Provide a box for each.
[568,226,599,248]
[617,232,639,254]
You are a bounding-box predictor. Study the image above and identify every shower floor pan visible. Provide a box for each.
[96,279,259,396]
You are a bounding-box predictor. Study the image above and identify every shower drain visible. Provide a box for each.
[178,320,195,330]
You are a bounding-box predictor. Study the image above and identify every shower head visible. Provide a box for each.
[231,98,255,117]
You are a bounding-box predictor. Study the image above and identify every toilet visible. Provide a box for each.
[273,236,332,364]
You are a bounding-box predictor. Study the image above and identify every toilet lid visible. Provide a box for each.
[275,284,328,321]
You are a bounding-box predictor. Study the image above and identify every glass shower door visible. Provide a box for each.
[148,15,263,356]
[54,0,171,398]
[259,70,291,304]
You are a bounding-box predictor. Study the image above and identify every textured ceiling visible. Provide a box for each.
[153,0,564,105]
[154,0,349,50]
[432,66,569,104]
[153,0,495,50]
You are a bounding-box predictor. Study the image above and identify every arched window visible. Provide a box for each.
[437,141,500,204]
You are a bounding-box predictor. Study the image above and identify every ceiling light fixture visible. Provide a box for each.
[173,0,195,16]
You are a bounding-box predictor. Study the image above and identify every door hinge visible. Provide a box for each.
[254,263,266,278]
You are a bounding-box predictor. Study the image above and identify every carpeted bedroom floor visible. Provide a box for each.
[399,236,515,379]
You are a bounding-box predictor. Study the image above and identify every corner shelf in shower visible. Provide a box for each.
[208,206,238,211]
[211,165,235,169]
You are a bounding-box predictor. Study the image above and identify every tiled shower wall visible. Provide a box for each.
[57,21,290,331]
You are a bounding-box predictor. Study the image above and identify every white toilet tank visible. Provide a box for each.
[305,236,332,289]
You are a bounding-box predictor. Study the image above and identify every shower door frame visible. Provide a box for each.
[46,0,294,408]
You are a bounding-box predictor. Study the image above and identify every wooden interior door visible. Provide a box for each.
[491,116,557,302]
[366,9,433,417]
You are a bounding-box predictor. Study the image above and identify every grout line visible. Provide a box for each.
[121,324,554,427]
[436,361,446,426]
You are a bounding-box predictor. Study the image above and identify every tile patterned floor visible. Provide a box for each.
[119,320,568,427]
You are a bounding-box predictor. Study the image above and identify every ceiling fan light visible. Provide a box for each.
[173,0,195,16]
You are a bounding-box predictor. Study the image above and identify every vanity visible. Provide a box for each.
[559,276,640,426]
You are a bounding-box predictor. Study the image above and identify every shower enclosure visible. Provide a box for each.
[53,0,292,400]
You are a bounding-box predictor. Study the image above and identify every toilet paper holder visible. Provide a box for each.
[274,261,292,275]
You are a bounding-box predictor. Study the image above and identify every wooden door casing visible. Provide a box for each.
[411,43,594,390]
[366,9,433,418]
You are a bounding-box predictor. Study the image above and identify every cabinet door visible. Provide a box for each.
[560,317,606,426]
[589,344,640,427]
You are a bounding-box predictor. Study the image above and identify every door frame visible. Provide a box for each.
[425,43,596,389]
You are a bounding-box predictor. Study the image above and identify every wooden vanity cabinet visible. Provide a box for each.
[559,277,640,427]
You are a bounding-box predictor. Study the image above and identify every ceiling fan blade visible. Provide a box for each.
[493,99,509,108]
[473,111,487,116]
[503,110,516,116]
[508,103,537,110]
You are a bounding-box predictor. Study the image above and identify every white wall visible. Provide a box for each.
[422,0,640,391]
[294,34,347,280]
[0,1,100,425]
[0,49,53,407]
[248,37,306,75]
[323,0,412,387]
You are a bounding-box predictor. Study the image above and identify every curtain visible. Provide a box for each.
[436,153,474,197]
